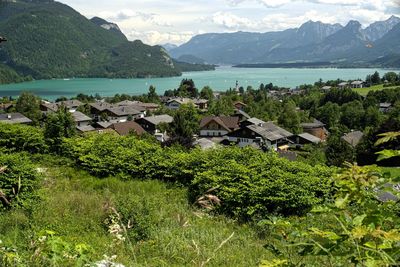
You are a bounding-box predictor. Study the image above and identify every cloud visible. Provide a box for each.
[126,30,195,45]
[99,9,172,27]
[212,12,258,29]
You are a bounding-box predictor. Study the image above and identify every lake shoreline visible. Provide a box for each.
[0,67,398,101]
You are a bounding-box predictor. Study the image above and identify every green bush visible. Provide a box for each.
[0,153,41,210]
[62,134,334,218]
[0,123,47,153]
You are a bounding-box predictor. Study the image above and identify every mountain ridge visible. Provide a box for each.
[170,16,400,67]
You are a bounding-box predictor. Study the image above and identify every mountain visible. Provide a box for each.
[162,43,178,52]
[170,21,343,64]
[90,16,126,40]
[171,17,400,67]
[363,15,400,41]
[0,0,181,81]
[176,54,206,64]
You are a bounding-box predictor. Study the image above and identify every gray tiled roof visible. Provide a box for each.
[108,106,142,116]
[71,111,92,122]
[247,122,293,142]
[246,117,266,126]
[77,125,96,132]
[89,102,114,111]
[143,115,173,125]
[298,133,321,144]
[0,113,32,124]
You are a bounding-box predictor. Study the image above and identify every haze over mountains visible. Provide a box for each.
[170,16,400,67]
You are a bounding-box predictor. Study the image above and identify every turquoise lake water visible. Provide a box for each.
[0,66,397,100]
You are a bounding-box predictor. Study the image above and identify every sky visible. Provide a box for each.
[60,0,400,46]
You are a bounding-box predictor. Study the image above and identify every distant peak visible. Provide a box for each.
[346,20,362,28]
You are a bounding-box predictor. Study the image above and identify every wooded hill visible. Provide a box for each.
[0,0,212,83]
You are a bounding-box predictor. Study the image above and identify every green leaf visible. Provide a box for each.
[353,214,367,226]
[364,241,377,249]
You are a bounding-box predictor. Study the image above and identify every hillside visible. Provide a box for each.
[171,16,400,67]
[0,0,181,81]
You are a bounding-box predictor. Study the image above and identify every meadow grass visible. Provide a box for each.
[352,84,398,96]
[0,157,271,266]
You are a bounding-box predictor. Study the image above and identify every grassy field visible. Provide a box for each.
[0,157,271,266]
[381,167,400,178]
[352,84,399,96]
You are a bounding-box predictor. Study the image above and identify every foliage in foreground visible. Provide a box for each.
[62,133,334,218]
[0,153,41,210]
[261,133,400,267]
[0,162,270,266]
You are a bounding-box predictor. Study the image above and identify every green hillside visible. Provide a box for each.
[0,0,181,81]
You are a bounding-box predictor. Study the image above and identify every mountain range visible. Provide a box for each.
[170,16,400,67]
[0,0,213,84]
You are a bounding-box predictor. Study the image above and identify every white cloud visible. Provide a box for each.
[212,12,258,29]
[126,30,195,45]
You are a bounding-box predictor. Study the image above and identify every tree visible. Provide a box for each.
[371,71,381,85]
[278,100,301,134]
[382,72,398,84]
[316,102,341,130]
[200,86,214,100]
[168,104,199,147]
[326,135,355,166]
[15,92,42,125]
[44,106,76,152]
[178,79,198,98]
[147,85,160,103]
[340,100,365,130]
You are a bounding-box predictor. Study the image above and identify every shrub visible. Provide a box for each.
[0,153,41,210]
[0,123,47,153]
[62,134,334,218]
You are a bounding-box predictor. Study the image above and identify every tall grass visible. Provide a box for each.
[0,159,271,266]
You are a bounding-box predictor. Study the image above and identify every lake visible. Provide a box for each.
[0,66,397,100]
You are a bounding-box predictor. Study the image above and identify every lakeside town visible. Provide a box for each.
[0,72,398,162]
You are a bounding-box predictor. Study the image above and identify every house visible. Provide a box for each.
[292,133,322,145]
[71,111,92,128]
[342,131,364,147]
[199,116,236,137]
[111,121,146,136]
[0,103,14,112]
[0,113,32,125]
[40,102,59,113]
[301,119,328,141]
[88,102,115,120]
[227,120,293,151]
[56,100,83,112]
[321,86,332,91]
[76,125,96,133]
[351,81,364,88]
[40,100,84,114]
[199,116,239,137]
[338,82,349,89]
[233,101,247,111]
[241,117,266,127]
[379,103,392,113]
[115,100,158,112]
[234,109,251,122]
[166,98,208,110]
[105,106,144,122]
[135,114,173,134]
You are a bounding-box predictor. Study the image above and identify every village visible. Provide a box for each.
[1,79,384,159]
